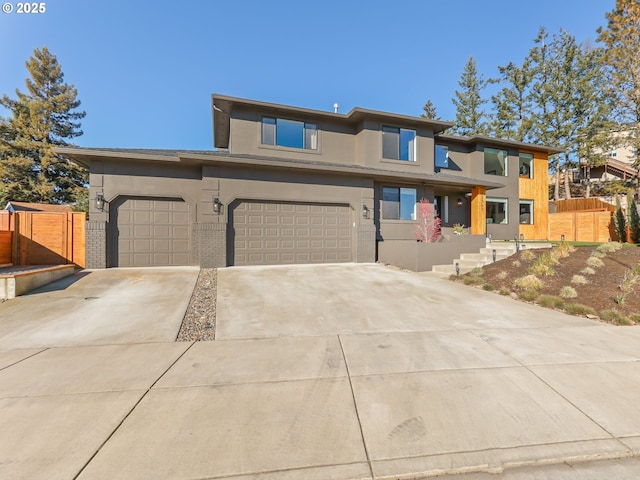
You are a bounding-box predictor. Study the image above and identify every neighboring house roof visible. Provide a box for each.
[211,94,456,150]
[5,202,73,213]
[55,147,506,191]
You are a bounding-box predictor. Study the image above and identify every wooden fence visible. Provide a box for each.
[552,198,615,213]
[549,211,616,242]
[0,211,85,267]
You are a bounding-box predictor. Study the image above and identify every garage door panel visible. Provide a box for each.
[232,201,352,266]
[115,197,191,267]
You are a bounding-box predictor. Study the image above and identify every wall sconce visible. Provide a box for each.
[95,193,105,211]
[213,197,222,215]
[362,204,369,219]
[456,198,463,207]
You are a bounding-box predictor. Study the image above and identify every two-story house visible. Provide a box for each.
[57,94,560,270]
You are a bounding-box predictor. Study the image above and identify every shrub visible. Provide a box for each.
[629,313,640,324]
[518,290,539,301]
[559,286,578,298]
[590,250,607,258]
[497,271,508,280]
[581,267,596,275]
[586,256,605,268]
[520,250,535,261]
[563,303,597,317]
[596,242,622,253]
[614,195,627,242]
[571,275,588,285]
[538,295,565,309]
[514,274,544,290]
[482,283,495,291]
[600,309,633,326]
[628,192,640,244]
[512,260,521,268]
[415,198,441,242]
[615,269,639,305]
[463,276,484,286]
[469,267,484,277]
[449,274,461,282]
[529,251,558,276]
[554,242,576,258]
[498,288,511,296]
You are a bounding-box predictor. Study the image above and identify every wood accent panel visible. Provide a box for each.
[548,211,614,242]
[0,231,12,264]
[470,186,486,235]
[14,212,85,267]
[519,150,549,240]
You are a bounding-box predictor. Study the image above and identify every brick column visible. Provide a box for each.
[356,224,377,263]
[85,221,107,269]
[193,223,227,268]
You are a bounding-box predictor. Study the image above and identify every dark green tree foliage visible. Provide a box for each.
[0,47,87,207]
[615,194,627,242]
[420,99,439,120]
[489,61,533,142]
[526,29,612,200]
[627,192,640,243]
[452,56,489,136]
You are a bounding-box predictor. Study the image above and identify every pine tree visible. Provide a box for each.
[0,47,87,208]
[489,61,533,142]
[452,56,489,136]
[420,99,439,120]
[598,0,640,197]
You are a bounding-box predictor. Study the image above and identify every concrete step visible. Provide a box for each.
[480,247,516,256]
[432,264,475,275]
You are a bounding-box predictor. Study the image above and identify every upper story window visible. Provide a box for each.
[382,127,416,161]
[262,117,317,150]
[519,152,534,178]
[435,145,449,169]
[484,148,508,176]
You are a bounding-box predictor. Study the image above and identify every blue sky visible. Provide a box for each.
[0,0,614,150]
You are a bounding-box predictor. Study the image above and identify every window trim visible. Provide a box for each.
[484,147,509,177]
[519,152,534,179]
[519,199,534,225]
[486,197,509,225]
[382,126,416,162]
[261,116,318,151]
[381,186,417,221]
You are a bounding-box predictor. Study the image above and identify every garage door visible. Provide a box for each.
[114,197,191,267]
[232,201,352,266]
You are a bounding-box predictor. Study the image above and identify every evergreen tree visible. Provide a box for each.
[527,29,611,200]
[489,60,533,142]
[615,194,627,242]
[628,192,640,243]
[598,0,640,196]
[420,99,439,120]
[0,47,87,207]
[452,56,489,136]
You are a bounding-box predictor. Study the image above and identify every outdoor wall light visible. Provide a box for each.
[362,204,369,219]
[213,197,222,215]
[456,197,463,207]
[95,193,105,211]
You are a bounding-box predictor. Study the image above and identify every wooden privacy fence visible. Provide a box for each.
[549,211,616,242]
[552,198,615,213]
[0,211,85,267]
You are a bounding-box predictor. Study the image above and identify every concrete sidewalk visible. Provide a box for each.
[2,264,640,479]
[2,327,640,479]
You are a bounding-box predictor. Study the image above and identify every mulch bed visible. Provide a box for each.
[463,245,640,320]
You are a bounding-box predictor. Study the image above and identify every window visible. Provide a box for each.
[382,127,416,161]
[262,117,317,150]
[486,197,508,224]
[484,148,508,176]
[519,152,533,179]
[519,200,534,224]
[435,145,449,169]
[382,187,417,220]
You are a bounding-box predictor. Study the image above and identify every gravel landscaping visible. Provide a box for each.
[176,268,217,341]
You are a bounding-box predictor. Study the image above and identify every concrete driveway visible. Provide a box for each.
[3,263,640,479]
[216,263,595,339]
[0,267,198,348]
